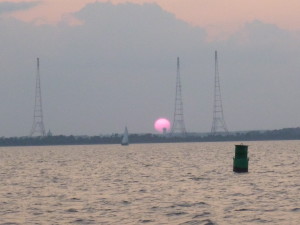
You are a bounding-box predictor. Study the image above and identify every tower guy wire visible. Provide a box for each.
[171,57,187,137]
[30,57,46,137]
[211,51,229,135]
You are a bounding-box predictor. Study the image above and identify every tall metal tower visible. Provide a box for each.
[171,57,187,136]
[211,51,229,135]
[30,57,46,137]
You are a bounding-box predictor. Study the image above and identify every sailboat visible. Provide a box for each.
[121,126,129,146]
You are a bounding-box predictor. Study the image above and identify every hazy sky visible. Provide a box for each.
[6,0,300,38]
[1,1,300,136]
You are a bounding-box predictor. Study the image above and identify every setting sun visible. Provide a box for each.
[154,118,171,133]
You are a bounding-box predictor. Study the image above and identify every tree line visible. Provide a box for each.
[1,127,300,147]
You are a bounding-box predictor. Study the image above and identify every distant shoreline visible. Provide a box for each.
[1,127,300,147]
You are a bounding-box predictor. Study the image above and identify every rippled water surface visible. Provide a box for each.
[0,141,299,224]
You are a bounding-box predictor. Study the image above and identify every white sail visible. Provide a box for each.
[121,126,129,145]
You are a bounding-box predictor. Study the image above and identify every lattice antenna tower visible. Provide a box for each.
[211,51,229,135]
[30,57,46,136]
[171,57,187,136]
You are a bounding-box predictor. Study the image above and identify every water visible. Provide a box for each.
[0,141,299,224]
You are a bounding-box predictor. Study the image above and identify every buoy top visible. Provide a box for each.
[236,144,248,147]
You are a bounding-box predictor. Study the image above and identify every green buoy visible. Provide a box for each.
[233,144,249,173]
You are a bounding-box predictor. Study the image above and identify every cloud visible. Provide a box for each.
[0,1,40,15]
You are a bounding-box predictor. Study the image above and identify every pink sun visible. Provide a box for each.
[154,118,171,133]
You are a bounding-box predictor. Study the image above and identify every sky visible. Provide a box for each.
[1,0,300,136]
[5,0,300,38]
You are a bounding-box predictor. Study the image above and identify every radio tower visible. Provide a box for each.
[211,51,228,135]
[30,58,46,137]
[171,57,187,137]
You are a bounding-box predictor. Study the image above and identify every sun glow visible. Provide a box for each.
[154,118,171,133]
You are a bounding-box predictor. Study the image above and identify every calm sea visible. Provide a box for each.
[0,141,299,225]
